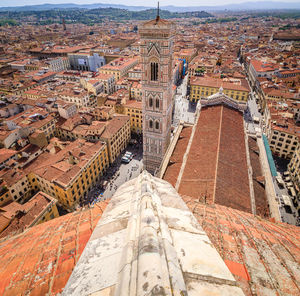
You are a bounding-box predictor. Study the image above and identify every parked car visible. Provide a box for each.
[121,156,130,163]
[275,176,284,188]
[125,151,133,160]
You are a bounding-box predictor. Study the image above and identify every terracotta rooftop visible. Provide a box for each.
[0,192,56,239]
[190,76,250,92]
[100,114,129,139]
[0,202,107,296]
[0,171,299,295]
[164,104,252,214]
[100,57,138,71]
[248,137,269,218]
[123,99,142,109]
[141,16,174,28]
[250,59,277,73]
[183,197,300,296]
[23,139,105,188]
[163,126,193,188]
[0,148,17,164]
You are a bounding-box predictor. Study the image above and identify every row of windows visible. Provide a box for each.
[149,97,160,109]
[273,130,294,138]
[126,109,142,114]
[149,120,159,130]
[270,141,296,150]
[271,136,297,145]
[150,62,158,81]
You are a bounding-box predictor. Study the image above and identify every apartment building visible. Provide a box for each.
[25,139,109,210]
[98,57,139,81]
[0,191,59,238]
[0,180,12,207]
[130,81,142,101]
[90,106,114,121]
[0,148,18,170]
[267,126,299,159]
[57,102,77,119]
[190,77,250,103]
[248,59,278,86]
[123,100,143,134]
[68,52,105,72]
[128,65,142,80]
[4,107,57,145]
[80,78,104,95]
[288,144,300,196]
[60,87,97,108]
[265,101,299,159]
[57,114,131,164]
[0,168,31,204]
[94,73,116,94]
[100,115,131,163]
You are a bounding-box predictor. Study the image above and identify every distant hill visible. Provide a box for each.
[0,8,212,26]
[0,2,300,12]
[0,3,149,12]
[163,2,300,12]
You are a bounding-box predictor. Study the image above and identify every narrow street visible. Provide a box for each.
[84,143,143,204]
[173,75,196,126]
[244,92,262,134]
[246,86,298,225]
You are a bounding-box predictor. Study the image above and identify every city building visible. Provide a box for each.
[0,167,34,205]
[123,100,143,134]
[4,107,57,145]
[264,101,299,159]
[68,52,105,72]
[24,139,109,210]
[129,81,142,101]
[56,114,130,164]
[0,179,12,207]
[0,148,18,170]
[0,191,59,238]
[93,73,116,94]
[0,172,299,295]
[57,102,77,119]
[248,59,278,86]
[98,56,139,80]
[189,76,250,103]
[288,144,300,200]
[159,92,270,219]
[60,86,97,108]
[140,14,175,174]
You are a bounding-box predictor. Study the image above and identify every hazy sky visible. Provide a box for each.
[0,0,299,7]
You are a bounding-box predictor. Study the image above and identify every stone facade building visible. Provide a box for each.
[140,15,175,174]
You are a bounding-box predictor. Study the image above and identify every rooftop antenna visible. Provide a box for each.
[156,1,160,21]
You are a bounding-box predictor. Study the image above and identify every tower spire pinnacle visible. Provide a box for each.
[156,1,160,21]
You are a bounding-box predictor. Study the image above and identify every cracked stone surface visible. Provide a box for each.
[62,171,245,296]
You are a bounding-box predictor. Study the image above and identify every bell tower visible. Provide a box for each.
[139,9,175,174]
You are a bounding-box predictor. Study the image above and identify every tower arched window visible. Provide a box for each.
[149,119,153,129]
[156,98,159,109]
[155,121,159,130]
[149,97,153,107]
[150,62,158,81]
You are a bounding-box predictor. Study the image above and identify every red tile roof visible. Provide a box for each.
[0,202,107,296]
[190,76,250,92]
[248,137,269,218]
[168,105,252,214]
[163,126,193,188]
[0,192,56,239]
[183,197,300,296]
[0,148,17,164]
[250,59,277,72]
